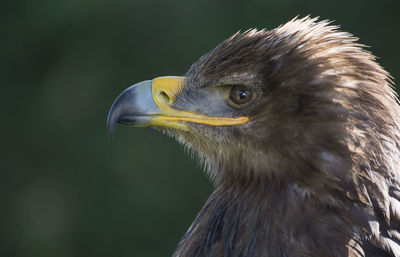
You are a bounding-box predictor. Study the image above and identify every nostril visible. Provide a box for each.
[157,91,171,104]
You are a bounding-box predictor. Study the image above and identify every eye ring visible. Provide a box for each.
[229,85,254,105]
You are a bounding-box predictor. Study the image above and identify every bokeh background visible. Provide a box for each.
[2,0,400,256]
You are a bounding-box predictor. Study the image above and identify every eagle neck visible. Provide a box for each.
[172,179,357,257]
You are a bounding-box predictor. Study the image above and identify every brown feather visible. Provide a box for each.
[164,17,400,257]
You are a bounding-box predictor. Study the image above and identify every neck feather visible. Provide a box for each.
[173,180,362,257]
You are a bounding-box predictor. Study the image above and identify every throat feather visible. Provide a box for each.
[173,182,359,257]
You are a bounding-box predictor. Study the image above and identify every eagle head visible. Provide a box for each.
[107,17,400,257]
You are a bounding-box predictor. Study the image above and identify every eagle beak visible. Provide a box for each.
[107,76,249,139]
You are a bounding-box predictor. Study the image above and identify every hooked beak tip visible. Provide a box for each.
[107,105,118,140]
[108,125,115,140]
[107,121,115,140]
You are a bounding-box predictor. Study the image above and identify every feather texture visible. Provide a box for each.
[168,17,400,257]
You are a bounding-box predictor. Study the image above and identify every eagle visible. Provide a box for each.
[107,17,400,257]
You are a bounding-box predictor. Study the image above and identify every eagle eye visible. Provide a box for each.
[229,86,254,106]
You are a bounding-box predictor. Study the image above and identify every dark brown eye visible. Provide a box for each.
[229,86,254,105]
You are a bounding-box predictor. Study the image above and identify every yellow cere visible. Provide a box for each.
[151,76,250,128]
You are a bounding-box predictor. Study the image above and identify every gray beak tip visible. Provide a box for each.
[107,95,124,140]
[107,109,116,140]
[106,80,156,140]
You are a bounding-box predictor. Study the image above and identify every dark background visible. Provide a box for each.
[2,0,399,256]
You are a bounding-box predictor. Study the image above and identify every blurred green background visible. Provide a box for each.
[2,0,399,256]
